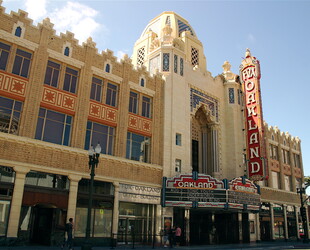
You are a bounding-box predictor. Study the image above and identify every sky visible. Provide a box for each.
[2,0,310,178]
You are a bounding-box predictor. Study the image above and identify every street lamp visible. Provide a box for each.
[81,143,101,250]
[297,184,309,243]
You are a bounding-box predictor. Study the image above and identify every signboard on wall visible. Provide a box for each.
[162,173,261,211]
[240,49,268,181]
[119,183,161,204]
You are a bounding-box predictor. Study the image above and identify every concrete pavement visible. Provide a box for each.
[1,240,310,250]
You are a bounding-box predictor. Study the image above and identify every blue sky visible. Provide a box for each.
[2,0,310,178]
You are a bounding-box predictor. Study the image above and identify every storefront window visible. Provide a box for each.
[274,221,285,239]
[75,207,112,237]
[25,171,69,190]
[0,200,10,236]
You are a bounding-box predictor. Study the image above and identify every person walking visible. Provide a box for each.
[62,218,74,250]
[168,226,176,248]
[175,225,182,247]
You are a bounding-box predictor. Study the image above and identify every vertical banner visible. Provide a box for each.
[240,49,268,181]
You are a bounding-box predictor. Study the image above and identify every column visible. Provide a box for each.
[238,212,243,243]
[112,182,120,239]
[67,175,82,222]
[211,126,219,173]
[270,203,275,240]
[7,166,29,238]
[295,205,300,240]
[283,205,288,240]
[185,208,190,245]
[255,213,261,242]
[202,126,208,174]
[155,204,162,243]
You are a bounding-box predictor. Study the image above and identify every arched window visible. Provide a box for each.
[140,78,145,87]
[64,47,70,56]
[15,27,22,37]
[105,64,110,73]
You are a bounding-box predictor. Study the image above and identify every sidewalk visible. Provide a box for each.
[0,240,310,250]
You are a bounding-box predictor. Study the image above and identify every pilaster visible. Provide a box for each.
[67,174,82,221]
[112,182,119,237]
[7,166,29,238]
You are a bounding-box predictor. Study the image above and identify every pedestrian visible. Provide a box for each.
[168,225,175,248]
[175,225,181,246]
[163,226,169,247]
[62,218,74,250]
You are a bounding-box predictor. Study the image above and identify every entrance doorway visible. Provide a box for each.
[30,205,55,245]
[118,218,145,244]
[189,210,240,245]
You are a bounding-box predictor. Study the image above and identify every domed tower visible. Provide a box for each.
[132,12,227,179]
[132,11,207,74]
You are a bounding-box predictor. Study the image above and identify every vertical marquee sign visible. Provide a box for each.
[240,49,268,181]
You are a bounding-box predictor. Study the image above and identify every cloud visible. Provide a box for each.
[49,1,101,44]
[25,0,47,21]
[247,33,256,43]
[116,50,127,61]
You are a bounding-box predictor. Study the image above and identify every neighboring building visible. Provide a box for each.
[0,4,165,246]
[0,4,307,247]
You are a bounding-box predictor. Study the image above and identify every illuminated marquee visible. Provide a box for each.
[240,49,268,181]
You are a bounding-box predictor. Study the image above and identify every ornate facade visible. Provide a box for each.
[0,4,307,247]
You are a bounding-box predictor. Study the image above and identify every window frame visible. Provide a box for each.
[0,41,11,71]
[12,48,32,78]
[84,120,115,155]
[35,107,72,146]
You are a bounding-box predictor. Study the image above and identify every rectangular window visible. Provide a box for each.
[90,77,103,102]
[282,149,290,164]
[0,96,22,135]
[180,58,184,76]
[12,48,32,78]
[269,144,278,160]
[174,54,178,73]
[129,91,138,114]
[163,53,170,72]
[44,60,60,88]
[176,133,182,146]
[284,175,292,191]
[191,47,199,66]
[175,159,181,172]
[105,83,118,107]
[0,200,10,236]
[0,42,11,71]
[75,207,112,237]
[84,121,114,155]
[229,88,235,104]
[271,171,280,189]
[126,132,150,163]
[294,153,301,168]
[63,67,78,94]
[141,96,151,118]
[35,107,72,146]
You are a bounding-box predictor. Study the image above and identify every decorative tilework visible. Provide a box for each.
[163,53,170,72]
[190,88,219,121]
[41,86,76,115]
[174,55,178,73]
[229,88,235,104]
[88,101,117,126]
[0,71,27,101]
[128,113,152,136]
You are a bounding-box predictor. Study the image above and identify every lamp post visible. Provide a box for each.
[297,184,309,243]
[81,143,101,250]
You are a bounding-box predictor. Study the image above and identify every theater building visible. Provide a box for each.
[0,3,307,247]
[132,11,307,244]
